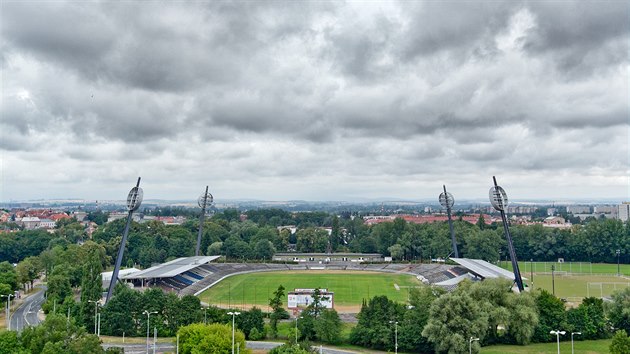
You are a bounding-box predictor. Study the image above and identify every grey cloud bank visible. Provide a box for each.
[1,1,628,202]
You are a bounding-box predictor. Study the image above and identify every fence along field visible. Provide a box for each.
[501,261,630,301]
[198,262,629,311]
[198,270,421,312]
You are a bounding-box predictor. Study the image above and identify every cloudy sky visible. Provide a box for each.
[1,1,629,202]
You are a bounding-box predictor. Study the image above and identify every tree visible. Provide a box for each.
[567,297,609,339]
[254,240,276,261]
[101,285,143,336]
[532,290,567,343]
[80,243,104,333]
[269,285,288,338]
[207,241,223,256]
[315,309,342,344]
[610,330,630,354]
[466,278,538,345]
[422,290,488,354]
[606,287,630,334]
[350,296,405,349]
[296,228,328,253]
[237,307,265,340]
[464,229,503,262]
[268,344,311,354]
[44,266,73,313]
[387,244,404,261]
[0,261,18,291]
[398,286,444,353]
[20,313,105,354]
[16,257,39,291]
[176,323,249,354]
[0,330,27,354]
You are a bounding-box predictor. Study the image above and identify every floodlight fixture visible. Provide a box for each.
[439,185,458,258]
[489,176,524,292]
[489,185,508,212]
[126,185,143,211]
[106,177,142,304]
[196,186,213,256]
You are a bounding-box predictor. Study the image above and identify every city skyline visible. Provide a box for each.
[1,1,629,202]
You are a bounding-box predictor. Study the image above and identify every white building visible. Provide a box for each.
[39,218,56,229]
[618,203,630,222]
[20,217,41,230]
[566,206,591,214]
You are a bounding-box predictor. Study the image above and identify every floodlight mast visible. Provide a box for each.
[439,185,458,258]
[490,176,524,292]
[106,177,143,303]
[196,186,213,256]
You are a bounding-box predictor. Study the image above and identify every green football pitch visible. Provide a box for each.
[500,261,630,299]
[197,271,421,311]
[501,261,630,276]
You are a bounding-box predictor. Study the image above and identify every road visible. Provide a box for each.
[103,340,365,354]
[10,285,46,331]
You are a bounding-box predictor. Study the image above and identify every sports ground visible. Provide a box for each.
[197,262,630,312]
[198,270,421,312]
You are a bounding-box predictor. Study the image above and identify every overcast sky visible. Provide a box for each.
[1,1,629,203]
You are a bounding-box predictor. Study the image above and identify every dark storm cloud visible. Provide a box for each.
[524,2,629,76]
[398,1,515,60]
[1,0,628,201]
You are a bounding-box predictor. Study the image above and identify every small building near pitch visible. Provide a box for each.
[273,252,383,263]
[288,288,334,309]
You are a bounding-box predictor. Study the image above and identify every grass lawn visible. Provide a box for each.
[99,335,175,344]
[501,261,630,276]
[481,339,612,354]
[198,271,421,311]
[528,274,630,299]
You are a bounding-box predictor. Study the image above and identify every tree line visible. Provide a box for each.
[351,279,630,354]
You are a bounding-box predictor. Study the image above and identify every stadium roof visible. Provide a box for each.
[101,267,141,281]
[123,256,220,279]
[450,258,526,281]
[434,273,476,286]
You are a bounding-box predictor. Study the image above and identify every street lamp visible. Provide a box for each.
[227,311,240,354]
[295,316,303,344]
[530,258,534,288]
[550,330,566,354]
[616,249,621,276]
[1,294,14,331]
[201,306,207,324]
[88,300,101,334]
[469,337,479,354]
[143,310,157,354]
[551,264,556,296]
[571,332,581,354]
[389,321,398,354]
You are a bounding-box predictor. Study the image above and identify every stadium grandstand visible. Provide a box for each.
[103,254,521,297]
[120,256,221,293]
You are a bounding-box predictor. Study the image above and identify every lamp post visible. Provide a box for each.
[571,332,581,354]
[143,310,157,354]
[1,294,13,330]
[530,258,534,288]
[469,337,480,354]
[389,321,398,354]
[551,264,556,296]
[489,177,524,291]
[196,186,213,256]
[227,311,240,354]
[201,307,207,324]
[294,316,303,344]
[550,330,566,354]
[107,178,143,304]
[88,300,100,334]
[616,249,621,276]
[439,185,458,258]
